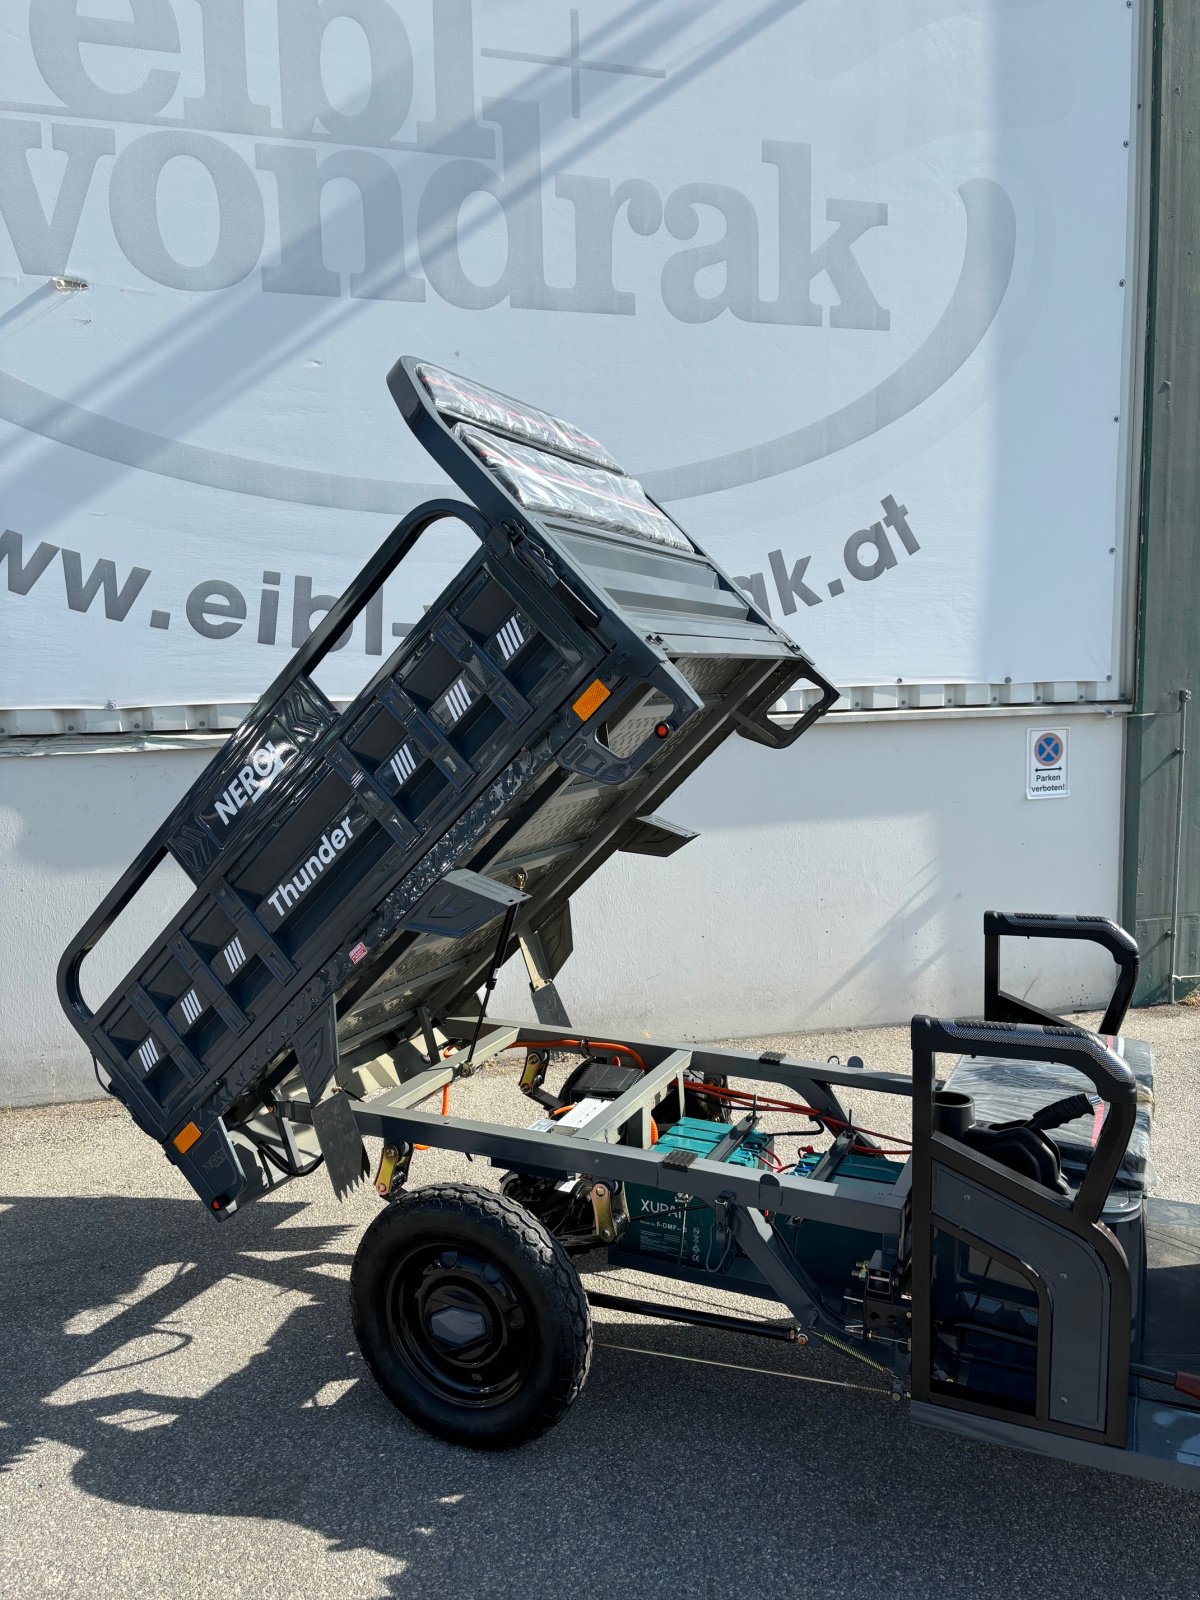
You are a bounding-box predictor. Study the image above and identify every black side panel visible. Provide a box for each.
[910,1017,1132,1450]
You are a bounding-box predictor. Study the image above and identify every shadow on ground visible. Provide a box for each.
[2,1188,1200,1598]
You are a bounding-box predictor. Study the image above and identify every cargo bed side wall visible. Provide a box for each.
[2,710,1124,1106]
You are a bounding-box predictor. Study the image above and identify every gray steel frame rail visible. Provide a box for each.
[342,1000,1144,1385]
[347,1017,911,1341]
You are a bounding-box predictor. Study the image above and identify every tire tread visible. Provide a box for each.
[350,1182,592,1447]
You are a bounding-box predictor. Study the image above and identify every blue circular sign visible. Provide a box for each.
[1035,733,1064,766]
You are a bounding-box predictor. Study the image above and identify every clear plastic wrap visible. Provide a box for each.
[456,425,692,551]
[417,362,619,470]
[945,1051,1155,1195]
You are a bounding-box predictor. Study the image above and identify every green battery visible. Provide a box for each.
[622,1120,905,1287]
[623,1117,774,1270]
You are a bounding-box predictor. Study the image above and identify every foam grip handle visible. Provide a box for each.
[984,912,1138,960]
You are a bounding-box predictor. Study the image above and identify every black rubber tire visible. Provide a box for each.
[351,1182,592,1449]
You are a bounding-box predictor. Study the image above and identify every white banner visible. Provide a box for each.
[0,0,1137,710]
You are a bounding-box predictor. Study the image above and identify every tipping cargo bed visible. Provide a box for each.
[58,357,836,1213]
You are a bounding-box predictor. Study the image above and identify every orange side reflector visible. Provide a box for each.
[173,1121,202,1154]
[572,678,610,721]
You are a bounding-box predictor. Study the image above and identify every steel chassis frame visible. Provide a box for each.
[336,1017,911,1360]
[305,915,1151,1416]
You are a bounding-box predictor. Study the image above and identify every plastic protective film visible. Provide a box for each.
[946,1055,1155,1195]
[417,362,620,471]
[456,426,692,552]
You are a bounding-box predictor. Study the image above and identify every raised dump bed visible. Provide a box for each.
[58,356,835,1214]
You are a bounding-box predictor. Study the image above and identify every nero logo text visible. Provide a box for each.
[213,741,288,828]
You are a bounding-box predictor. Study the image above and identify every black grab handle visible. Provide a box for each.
[734,658,840,750]
[983,912,1139,1039]
[911,1015,1138,1226]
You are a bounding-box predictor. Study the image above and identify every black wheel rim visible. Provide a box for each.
[385,1242,533,1408]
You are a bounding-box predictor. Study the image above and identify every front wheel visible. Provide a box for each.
[350,1183,592,1449]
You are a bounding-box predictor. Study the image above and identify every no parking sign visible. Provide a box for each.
[1027,728,1070,800]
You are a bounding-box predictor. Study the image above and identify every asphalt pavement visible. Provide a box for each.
[4,1006,1200,1599]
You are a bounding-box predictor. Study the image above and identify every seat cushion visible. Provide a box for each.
[944,1036,1153,1195]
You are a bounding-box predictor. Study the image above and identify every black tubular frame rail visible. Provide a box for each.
[982,912,1140,1039]
[58,497,490,1034]
[909,1015,1139,1448]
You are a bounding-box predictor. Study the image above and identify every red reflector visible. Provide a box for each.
[1175,1371,1200,1400]
[654,722,671,739]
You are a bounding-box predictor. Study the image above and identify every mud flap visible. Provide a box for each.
[312,1090,370,1199]
[292,998,341,1103]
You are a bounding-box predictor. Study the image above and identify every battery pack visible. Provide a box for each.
[624,1117,775,1269]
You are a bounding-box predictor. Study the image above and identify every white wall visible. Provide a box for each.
[527,709,1127,1039]
[0,709,1125,1107]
